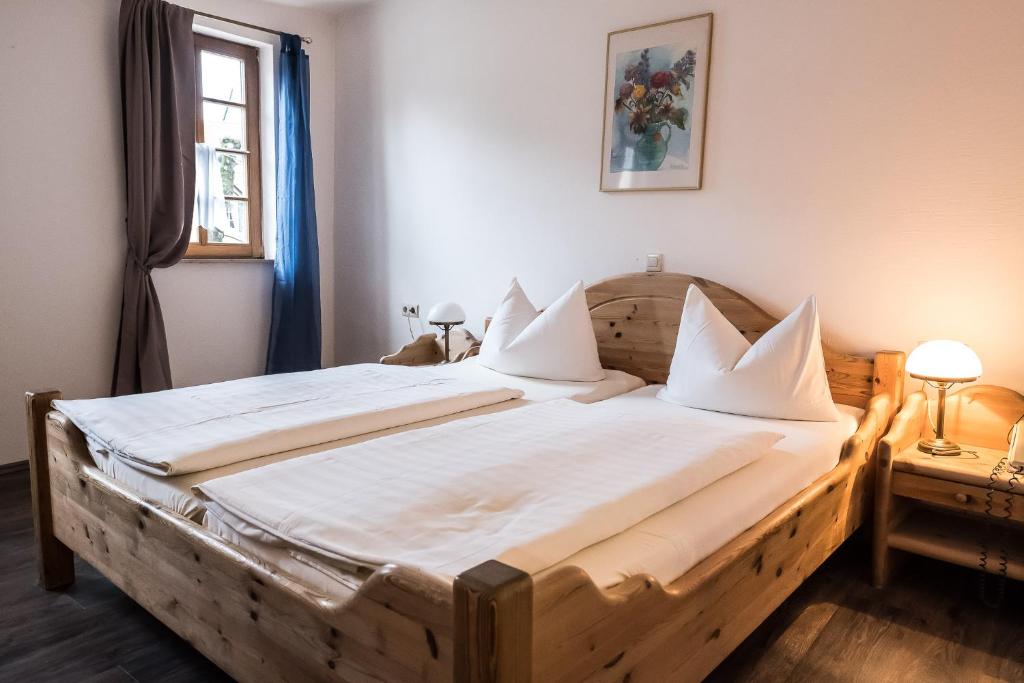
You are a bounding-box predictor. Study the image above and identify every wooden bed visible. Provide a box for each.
[26,272,904,682]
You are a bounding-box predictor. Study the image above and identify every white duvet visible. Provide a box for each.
[55,364,522,476]
[196,399,782,578]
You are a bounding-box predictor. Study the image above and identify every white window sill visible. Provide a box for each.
[181,258,275,264]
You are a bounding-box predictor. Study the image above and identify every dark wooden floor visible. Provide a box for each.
[1,466,1022,682]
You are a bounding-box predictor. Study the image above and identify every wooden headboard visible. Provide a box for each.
[585,272,900,408]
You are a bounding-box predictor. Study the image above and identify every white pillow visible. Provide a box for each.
[477,279,605,382]
[657,285,839,421]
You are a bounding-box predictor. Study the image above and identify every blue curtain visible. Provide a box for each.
[266,34,321,374]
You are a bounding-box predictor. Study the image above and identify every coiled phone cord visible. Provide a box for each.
[977,415,1023,607]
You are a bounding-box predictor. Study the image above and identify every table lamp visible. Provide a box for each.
[906,339,983,456]
[427,301,466,363]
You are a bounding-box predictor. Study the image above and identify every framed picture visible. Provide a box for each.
[600,13,713,192]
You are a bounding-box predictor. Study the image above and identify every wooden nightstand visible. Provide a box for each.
[873,385,1024,588]
[379,329,480,367]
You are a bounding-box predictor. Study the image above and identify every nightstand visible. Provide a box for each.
[379,329,480,367]
[873,384,1024,588]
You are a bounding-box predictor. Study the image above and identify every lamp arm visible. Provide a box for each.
[934,382,949,441]
[918,379,963,455]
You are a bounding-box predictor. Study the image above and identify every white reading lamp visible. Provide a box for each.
[906,340,983,456]
[427,301,466,363]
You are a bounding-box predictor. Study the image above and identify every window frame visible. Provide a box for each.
[189,33,264,259]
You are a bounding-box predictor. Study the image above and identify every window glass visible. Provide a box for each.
[216,152,248,198]
[208,200,249,244]
[201,51,245,104]
[203,102,246,150]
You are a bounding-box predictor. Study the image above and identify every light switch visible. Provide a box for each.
[646,253,663,272]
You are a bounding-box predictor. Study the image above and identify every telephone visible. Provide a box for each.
[1010,422,1024,472]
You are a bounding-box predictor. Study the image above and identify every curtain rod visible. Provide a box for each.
[193,10,313,44]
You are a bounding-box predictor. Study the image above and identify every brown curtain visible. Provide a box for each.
[111,0,196,395]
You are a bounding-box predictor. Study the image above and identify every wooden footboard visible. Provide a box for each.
[27,393,457,683]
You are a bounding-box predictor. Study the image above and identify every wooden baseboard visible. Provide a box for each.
[0,460,29,476]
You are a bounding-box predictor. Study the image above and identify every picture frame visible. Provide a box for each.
[600,13,714,192]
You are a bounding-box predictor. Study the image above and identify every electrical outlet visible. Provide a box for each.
[402,304,420,318]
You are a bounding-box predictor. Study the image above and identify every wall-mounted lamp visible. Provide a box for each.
[906,339,983,456]
[427,301,466,363]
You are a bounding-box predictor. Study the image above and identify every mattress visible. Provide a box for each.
[202,386,861,590]
[88,360,645,519]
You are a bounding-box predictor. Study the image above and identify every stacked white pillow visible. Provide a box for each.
[658,285,839,421]
[477,279,605,382]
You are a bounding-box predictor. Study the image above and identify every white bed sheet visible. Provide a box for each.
[551,385,862,586]
[195,398,782,578]
[430,357,645,403]
[58,363,523,476]
[201,386,861,590]
[88,360,644,519]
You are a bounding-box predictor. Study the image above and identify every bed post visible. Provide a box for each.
[454,559,532,683]
[872,350,906,407]
[25,390,75,590]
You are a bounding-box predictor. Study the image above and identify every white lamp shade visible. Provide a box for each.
[906,340,982,383]
[427,301,465,325]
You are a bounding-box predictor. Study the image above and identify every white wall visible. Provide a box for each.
[334,0,1024,395]
[0,0,336,465]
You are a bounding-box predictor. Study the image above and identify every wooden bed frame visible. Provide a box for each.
[27,272,904,682]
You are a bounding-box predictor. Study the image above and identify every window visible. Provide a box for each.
[189,34,263,258]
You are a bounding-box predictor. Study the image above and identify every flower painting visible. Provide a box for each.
[601,14,713,191]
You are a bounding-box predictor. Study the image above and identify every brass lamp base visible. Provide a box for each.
[917,438,962,456]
